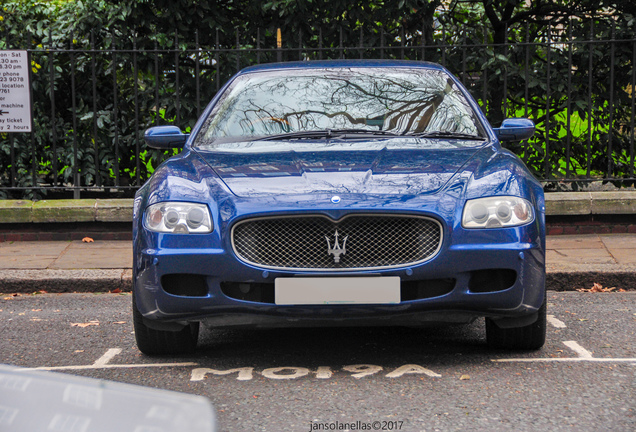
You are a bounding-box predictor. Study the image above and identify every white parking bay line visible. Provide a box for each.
[29,363,199,371]
[23,348,198,371]
[563,340,593,358]
[547,315,567,328]
[493,357,636,363]
[493,340,636,363]
[93,348,122,367]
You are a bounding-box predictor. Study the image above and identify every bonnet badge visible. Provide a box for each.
[326,230,348,263]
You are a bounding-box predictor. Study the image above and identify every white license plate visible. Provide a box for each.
[275,277,400,305]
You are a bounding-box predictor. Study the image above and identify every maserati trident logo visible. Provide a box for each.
[325,230,348,263]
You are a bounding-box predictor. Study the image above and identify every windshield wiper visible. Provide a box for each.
[256,129,400,141]
[329,129,400,136]
[257,130,332,141]
[257,129,485,141]
[404,131,487,140]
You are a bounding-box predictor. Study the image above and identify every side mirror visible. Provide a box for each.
[144,126,189,149]
[493,118,535,142]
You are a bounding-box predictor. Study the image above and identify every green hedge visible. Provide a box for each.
[0,0,635,198]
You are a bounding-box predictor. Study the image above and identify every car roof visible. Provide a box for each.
[238,59,447,75]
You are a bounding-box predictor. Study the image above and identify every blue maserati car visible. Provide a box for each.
[133,60,546,355]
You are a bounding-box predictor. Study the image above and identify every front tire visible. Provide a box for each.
[486,295,546,350]
[132,292,199,355]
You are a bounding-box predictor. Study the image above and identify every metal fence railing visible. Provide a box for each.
[1,22,635,198]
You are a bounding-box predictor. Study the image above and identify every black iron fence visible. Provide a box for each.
[1,21,635,198]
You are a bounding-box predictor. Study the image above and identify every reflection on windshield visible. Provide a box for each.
[196,67,484,148]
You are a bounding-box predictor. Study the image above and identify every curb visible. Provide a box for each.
[0,269,132,294]
[546,264,636,291]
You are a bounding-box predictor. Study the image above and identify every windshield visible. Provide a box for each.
[195,67,485,147]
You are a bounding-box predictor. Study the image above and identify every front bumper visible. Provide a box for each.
[133,232,545,329]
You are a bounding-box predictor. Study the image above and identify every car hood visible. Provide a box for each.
[194,139,486,197]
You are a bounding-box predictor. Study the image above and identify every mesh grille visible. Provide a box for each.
[232,215,442,270]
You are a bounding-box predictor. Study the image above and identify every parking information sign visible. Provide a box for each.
[0,50,32,133]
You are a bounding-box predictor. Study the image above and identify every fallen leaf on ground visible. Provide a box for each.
[460,375,470,380]
[71,321,99,328]
[577,283,624,293]
[82,237,94,243]
[110,288,121,294]
[31,309,42,312]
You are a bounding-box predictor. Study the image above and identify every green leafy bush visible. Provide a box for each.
[0,0,634,198]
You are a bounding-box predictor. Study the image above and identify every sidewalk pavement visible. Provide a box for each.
[0,235,635,293]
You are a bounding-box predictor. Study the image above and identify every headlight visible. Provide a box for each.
[144,202,213,234]
[462,196,534,229]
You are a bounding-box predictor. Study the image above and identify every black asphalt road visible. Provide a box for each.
[1,291,634,432]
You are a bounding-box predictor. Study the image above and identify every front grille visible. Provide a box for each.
[232,215,442,270]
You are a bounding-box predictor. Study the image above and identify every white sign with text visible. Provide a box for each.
[0,50,32,132]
